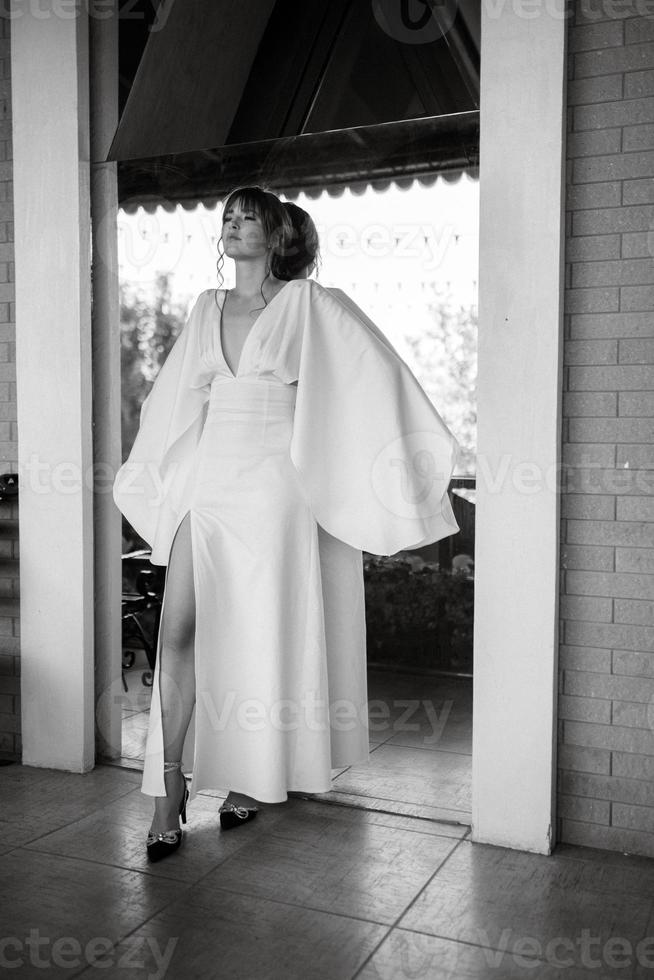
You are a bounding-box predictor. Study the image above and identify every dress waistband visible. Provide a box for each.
[206,379,296,427]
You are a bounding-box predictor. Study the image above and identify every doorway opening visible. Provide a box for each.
[115,175,478,826]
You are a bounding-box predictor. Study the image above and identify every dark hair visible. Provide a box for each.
[272,202,320,281]
[216,185,293,286]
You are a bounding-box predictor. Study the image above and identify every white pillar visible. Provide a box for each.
[12,4,95,771]
[90,4,122,761]
[472,3,567,851]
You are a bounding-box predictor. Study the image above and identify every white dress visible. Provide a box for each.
[113,279,459,802]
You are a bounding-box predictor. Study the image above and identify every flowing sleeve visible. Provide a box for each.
[289,281,460,556]
[113,290,215,564]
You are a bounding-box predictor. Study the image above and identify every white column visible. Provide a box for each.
[472,2,567,851]
[12,4,94,771]
[90,4,122,761]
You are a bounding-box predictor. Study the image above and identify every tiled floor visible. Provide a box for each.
[4,760,654,978]
[6,667,654,977]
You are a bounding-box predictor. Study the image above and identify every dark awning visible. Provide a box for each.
[110,0,480,206]
[109,0,278,161]
[118,111,479,212]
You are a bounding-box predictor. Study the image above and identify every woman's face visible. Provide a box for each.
[222,199,269,260]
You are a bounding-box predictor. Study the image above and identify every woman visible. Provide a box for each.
[113,186,460,862]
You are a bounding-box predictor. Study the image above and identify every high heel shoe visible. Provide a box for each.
[219,801,259,831]
[146,760,189,863]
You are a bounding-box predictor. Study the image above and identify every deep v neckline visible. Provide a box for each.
[215,281,293,379]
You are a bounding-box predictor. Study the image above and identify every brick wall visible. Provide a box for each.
[0,9,19,762]
[560,0,654,855]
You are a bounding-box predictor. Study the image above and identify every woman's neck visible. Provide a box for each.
[232,262,280,299]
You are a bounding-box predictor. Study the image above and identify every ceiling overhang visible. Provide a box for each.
[109,0,278,160]
[111,0,480,207]
[118,111,479,211]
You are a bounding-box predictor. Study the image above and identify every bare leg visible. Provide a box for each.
[150,513,197,836]
[149,510,258,827]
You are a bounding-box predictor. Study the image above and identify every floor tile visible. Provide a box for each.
[400,839,654,970]
[310,790,470,827]
[1,848,182,979]
[384,700,472,754]
[77,888,388,980]
[367,671,472,712]
[385,728,471,756]
[331,743,471,819]
[24,784,293,885]
[369,699,472,749]
[0,764,141,847]
[554,841,654,878]
[366,670,472,701]
[294,797,469,838]
[368,731,395,747]
[121,711,150,762]
[204,803,461,924]
[357,927,630,979]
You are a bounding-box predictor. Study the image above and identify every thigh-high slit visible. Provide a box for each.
[155,511,196,769]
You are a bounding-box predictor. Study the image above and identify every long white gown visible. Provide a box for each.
[113,278,459,802]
